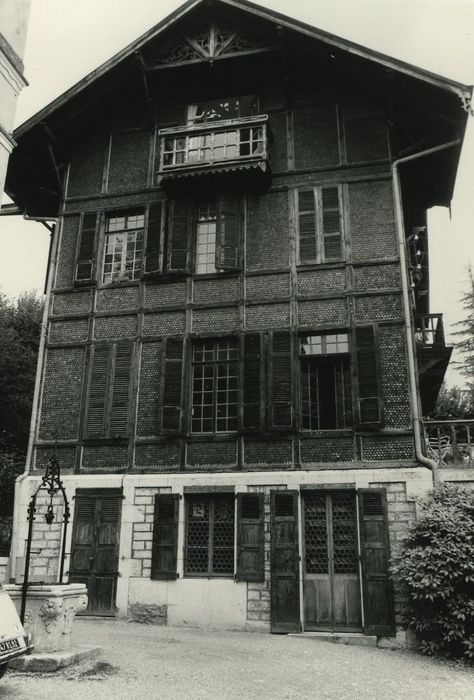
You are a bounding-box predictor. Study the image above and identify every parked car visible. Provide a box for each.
[0,581,32,678]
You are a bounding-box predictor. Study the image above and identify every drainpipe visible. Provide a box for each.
[24,218,59,474]
[9,217,58,581]
[392,139,460,483]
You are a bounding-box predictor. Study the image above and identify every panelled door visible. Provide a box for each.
[303,491,362,631]
[270,491,301,633]
[69,489,122,616]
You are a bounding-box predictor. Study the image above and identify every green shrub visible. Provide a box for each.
[391,484,474,662]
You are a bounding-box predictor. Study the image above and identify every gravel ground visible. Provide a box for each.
[1,618,473,700]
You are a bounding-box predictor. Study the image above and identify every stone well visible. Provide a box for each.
[4,583,88,653]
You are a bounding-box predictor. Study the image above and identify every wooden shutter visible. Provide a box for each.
[298,190,317,263]
[151,494,179,580]
[166,199,190,272]
[242,333,263,431]
[86,345,110,437]
[216,194,240,270]
[144,202,163,275]
[109,343,132,437]
[355,325,383,429]
[236,493,264,582]
[75,212,98,283]
[270,490,301,633]
[269,331,294,430]
[321,186,343,260]
[161,337,185,433]
[358,489,395,637]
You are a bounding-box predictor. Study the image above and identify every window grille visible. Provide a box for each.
[185,494,235,576]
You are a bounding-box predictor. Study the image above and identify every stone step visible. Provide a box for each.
[289,632,377,647]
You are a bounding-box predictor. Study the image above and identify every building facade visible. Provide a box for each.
[5,0,472,638]
[0,0,31,204]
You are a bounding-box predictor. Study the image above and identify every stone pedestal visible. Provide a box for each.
[4,583,88,653]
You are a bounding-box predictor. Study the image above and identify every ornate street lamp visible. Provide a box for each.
[20,453,70,623]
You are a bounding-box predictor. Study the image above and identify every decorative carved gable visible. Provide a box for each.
[155,21,271,66]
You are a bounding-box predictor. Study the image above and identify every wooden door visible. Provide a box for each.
[303,491,361,631]
[270,491,301,633]
[69,489,122,616]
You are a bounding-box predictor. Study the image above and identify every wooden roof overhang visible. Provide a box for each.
[4,0,472,218]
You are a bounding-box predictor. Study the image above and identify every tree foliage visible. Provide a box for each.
[0,291,43,515]
[430,383,474,420]
[453,266,474,387]
[391,484,474,663]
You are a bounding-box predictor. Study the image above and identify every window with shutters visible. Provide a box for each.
[185,493,235,577]
[85,343,133,439]
[196,201,218,274]
[300,332,352,430]
[102,210,144,283]
[191,339,239,433]
[297,185,344,264]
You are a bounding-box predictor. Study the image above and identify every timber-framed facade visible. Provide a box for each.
[4,0,472,638]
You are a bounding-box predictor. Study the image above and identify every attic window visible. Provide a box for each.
[187,95,259,124]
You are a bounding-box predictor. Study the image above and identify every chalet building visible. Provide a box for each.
[4,0,472,638]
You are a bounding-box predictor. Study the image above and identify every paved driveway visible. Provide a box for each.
[1,619,472,699]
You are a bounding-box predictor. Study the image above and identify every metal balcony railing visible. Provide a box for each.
[415,313,446,349]
[157,115,269,180]
[424,420,474,467]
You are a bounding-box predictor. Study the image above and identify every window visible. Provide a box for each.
[298,186,344,264]
[300,332,352,430]
[185,493,234,576]
[191,339,239,433]
[196,201,217,274]
[102,211,144,283]
[187,95,259,124]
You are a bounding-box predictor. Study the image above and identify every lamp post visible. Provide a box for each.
[20,453,70,624]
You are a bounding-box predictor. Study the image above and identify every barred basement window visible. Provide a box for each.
[185,494,235,577]
[196,201,217,274]
[297,185,344,264]
[191,339,239,433]
[300,332,352,430]
[102,211,144,283]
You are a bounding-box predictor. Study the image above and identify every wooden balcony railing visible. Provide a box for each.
[157,115,269,181]
[415,313,446,349]
[424,420,474,467]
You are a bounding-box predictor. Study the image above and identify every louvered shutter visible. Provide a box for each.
[151,494,179,580]
[144,202,163,275]
[236,493,264,582]
[358,489,395,637]
[242,333,263,431]
[355,326,383,428]
[86,345,110,437]
[161,337,185,433]
[298,190,317,263]
[166,200,190,272]
[321,186,343,260]
[75,212,98,283]
[216,195,240,270]
[109,344,133,436]
[269,331,294,430]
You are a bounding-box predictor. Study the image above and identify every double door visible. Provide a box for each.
[270,489,393,635]
[69,489,122,615]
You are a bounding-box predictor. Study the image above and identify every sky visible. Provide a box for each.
[0,0,473,385]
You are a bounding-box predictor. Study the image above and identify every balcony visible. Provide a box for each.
[157,115,270,186]
[424,420,474,468]
[415,314,452,415]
